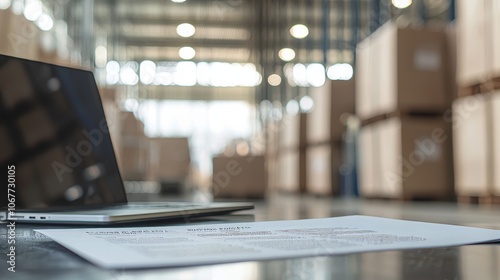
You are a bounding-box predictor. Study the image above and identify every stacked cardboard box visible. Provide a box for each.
[306,79,355,195]
[271,113,307,193]
[0,10,39,60]
[212,155,267,198]
[456,0,500,94]
[453,92,500,197]
[118,111,149,181]
[149,137,191,183]
[356,22,454,200]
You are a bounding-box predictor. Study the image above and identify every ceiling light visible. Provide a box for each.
[0,0,11,10]
[279,48,295,62]
[306,63,326,87]
[299,95,314,113]
[177,23,195,38]
[171,0,186,2]
[290,24,309,39]
[36,13,54,31]
[327,63,353,80]
[267,74,281,86]
[392,0,412,9]
[23,0,42,21]
[94,46,107,68]
[179,46,195,60]
[286,100,299,116]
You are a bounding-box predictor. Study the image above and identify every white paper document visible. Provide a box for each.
[35,215,500,269]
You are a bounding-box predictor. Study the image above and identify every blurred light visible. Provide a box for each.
[270,101,283,121]
[11,0,23,15]
[236,142,250,156]
[140,60,156,85]
[124,99,139,112]
[267,74,281,86]
[290,24,309,39]
[36,13,53,31]
[392,0,412,9]
[299,95,314,113]
[179,46,196,60]
[23,0,42,21]
[177,23,195,38]
[292,64,308,87]
[286,99,300,116]
[279,48,295,62]
[171,0,186,2]
[0,0,11,10]
[106,61,120,85]
[174,61,197,86]
[327,63,354,80]
[94,46,107,68]
[120,67,139,86]
[307,63,326,87]
[197,62,211,86]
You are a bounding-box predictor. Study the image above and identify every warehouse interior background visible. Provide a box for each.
[1,0,499,205]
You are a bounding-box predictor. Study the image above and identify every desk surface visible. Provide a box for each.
[1,194,500,280]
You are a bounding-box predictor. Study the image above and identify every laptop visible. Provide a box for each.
[0,54,253,224]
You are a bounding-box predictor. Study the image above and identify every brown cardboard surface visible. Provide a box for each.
[306,144,342,195]
[119,135,149,181]
[362,116,453,199]
[355,38,373,120]
[120,111,145,136]
[491,93,500,194]
[1,12,39,60]
[453,95,489,195]
[212,155,267,198]
[150,137,191,182]
[356,22,451,119]
[493,0,500,78]
[307,80,355,145]
[279,114,301,149]
[456,0,488,87]
[277,150,300,192]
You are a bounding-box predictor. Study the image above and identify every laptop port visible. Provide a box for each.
[40,217,46,220]
[29,216,36,219]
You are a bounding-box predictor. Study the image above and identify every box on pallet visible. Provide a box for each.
[356,22,451,119]
[359,116,453,200]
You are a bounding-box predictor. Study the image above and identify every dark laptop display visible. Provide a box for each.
[0,54,127,211]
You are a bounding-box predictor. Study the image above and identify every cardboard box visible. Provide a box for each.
[149,137,191,182]
[279,113,303,150]
[493,0,500,78]
[276,150,300,192]
[119,136,150,181]
[356,22,450,119]
[456,0,489,87]
[306,144,342,195]
[120,111,145,136]
[360,116,453,199]
[307,80,355,144]
[0,11,39,60]
[355,38,374,119]
[493,93,500,194]
[452,95,489,196]
[212,155,267,198]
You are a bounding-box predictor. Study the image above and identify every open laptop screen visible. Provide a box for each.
[0,55,127,210]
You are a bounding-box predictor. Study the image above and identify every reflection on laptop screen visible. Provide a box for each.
[0,55,127,210]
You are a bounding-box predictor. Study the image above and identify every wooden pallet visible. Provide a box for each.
[457,195,500,206]
[458,76,500,98]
